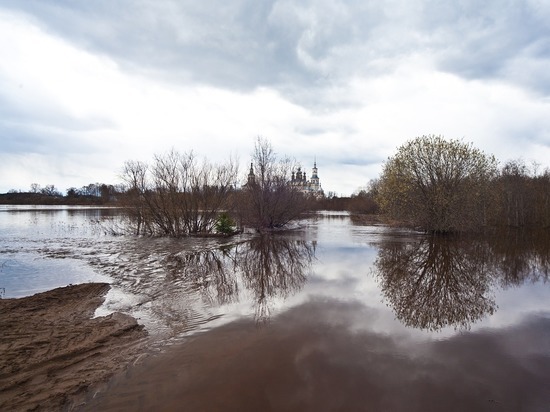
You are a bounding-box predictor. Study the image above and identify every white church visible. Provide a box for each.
[290,161,324,198]
[246,160,324,198]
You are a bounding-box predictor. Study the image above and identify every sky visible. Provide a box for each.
[1,0,549,196]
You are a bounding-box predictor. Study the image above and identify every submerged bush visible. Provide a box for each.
[121,150,238,237]
[215,212,236,235]
[376,135,498,233]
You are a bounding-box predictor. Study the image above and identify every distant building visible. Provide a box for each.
[246,162,256,187]
[245,160,324,198]
[291,161,324,198]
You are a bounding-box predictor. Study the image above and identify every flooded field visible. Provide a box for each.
[1,206,550,410]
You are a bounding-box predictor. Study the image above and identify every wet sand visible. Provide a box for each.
[0,283,147,412]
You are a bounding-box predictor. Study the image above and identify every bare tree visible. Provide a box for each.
[239,137,308,230]
[493,159,550,228]
[121,160,150,235]
[40,184,61,196]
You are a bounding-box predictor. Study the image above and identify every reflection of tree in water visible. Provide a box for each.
[488,229,550,287]
[165,236,314,321]
[165,245,240,306]
[375,236,497,331]
[239,236,314,321]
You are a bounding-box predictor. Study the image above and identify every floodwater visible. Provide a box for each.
[1,206,550,411]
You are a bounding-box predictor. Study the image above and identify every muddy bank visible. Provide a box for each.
[0,283,147,412]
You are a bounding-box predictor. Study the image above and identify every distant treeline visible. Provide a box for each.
[0,180,374,211]
[0,183,122,205]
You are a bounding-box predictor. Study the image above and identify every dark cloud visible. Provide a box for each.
[0,119,111,159]
[0,1,409,99]
[0,125,94,157]
[1,0,311,90]
[0,96,115,155]
[4,0,549,102]
[0,127,45,154]
[421,1,550,92]
[340,155,383,166]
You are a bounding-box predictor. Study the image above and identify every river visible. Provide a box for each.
[1,206,549,411]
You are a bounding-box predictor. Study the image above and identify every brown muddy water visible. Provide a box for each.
[1,206,550,411]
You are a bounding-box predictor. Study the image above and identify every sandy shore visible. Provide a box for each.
[0,283,148,412]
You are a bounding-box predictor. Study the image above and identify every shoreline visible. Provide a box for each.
[0,283,148,412]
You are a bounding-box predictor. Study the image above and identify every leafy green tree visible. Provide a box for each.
[376,135,498,233]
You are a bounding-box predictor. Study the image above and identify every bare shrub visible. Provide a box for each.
[120,150,238,237]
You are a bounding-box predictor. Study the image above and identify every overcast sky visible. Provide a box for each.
[1,0,549,196]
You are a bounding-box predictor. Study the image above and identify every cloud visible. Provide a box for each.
[421,0,550,89]
[1,2,550,195]
[4,0,550,99]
